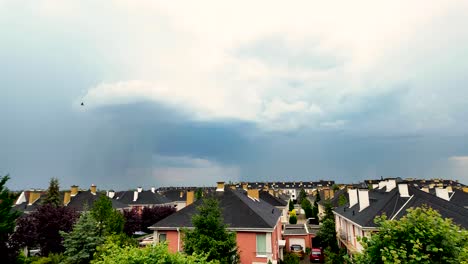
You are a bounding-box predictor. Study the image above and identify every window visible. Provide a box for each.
[159,233,167,242]
[256,234,266,256]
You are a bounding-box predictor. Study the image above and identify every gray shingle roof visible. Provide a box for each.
[151,188,281,230]
[115,190,171,205]
[334,186,468,229]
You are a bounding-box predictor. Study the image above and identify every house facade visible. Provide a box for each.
[334,179,468,255]
[150,182,284,264]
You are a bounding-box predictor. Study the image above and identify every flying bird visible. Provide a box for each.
[81,102,84,106]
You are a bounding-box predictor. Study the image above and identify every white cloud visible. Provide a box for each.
[62,0,468,132]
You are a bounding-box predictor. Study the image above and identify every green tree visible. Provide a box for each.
[91,195,125,236]
[315,218,338,251]
[43,177,61,207]
[298,188,307,204]
[92,239,212,264]
[195,188,203,200]
[301,198,313,219]
[338,194,348,207]
[183,198,239,263]
[288,199,294,211]
[0,175,21,262]
[62,212,104,264]
[315,191,321,203]
[332,184,340,192]
[322,201,334,222]
[353,206,468,264]
[289,210,298,224]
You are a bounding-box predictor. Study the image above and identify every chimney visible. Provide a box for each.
[435,188,450,201]
[63,191,71,205]
[133,191,139,202]
[230,185,236,190]
[216,181,225,192]
[348,189,358,208]
[151,187,155,193]
[386,180,396,192]
[179,191,184,198]
[108,190,115,199]
[358,189,370,211]
[186,190,194,206]
[378,181,386,189]
[247,189,259,200]
[90,184,97,195]
[398,184,410,197]
[28,190,41,205]
[242,182,248,191]
[446,186,453,193]
[421,187,429,193]
[137,187,143,193]
[70,185,79,196]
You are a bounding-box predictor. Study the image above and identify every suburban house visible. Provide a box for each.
[333,179,468,255]
[149,182,284,264]
[282,223,320,253]
[317,187,348,221]
[14,184,128,213]
[113,187,173,213]
[259,190,289,223]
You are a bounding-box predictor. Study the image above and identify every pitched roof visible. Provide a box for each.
[67,191,128,211]
[151,188,281,230]
[334,186,468,229]
[115,190,171,205]
[259,191,288,207]
[449,189,468,209]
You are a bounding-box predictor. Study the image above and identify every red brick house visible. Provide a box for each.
[149,182,284,264]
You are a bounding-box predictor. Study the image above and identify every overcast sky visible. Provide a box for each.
[2,0,468,190]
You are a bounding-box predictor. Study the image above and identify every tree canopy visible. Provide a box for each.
[353,206,468,264]
[183,198,239,263]
[0,175,21,262]
[62,211,105,264]
[91,195,125,236]
[43,177,61,207]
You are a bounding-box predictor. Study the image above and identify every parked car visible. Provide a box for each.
[290,244,305,259]
[309,247,324,263]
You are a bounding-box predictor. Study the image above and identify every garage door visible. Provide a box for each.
[289,238,305,249]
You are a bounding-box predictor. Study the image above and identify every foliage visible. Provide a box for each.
[315,191,321,203]
[62,212,105,264]
[0,175,21,262]
[288,199,294,211]
[298,188,307,204]
[141,206,176,234]
[195,188,203,200]
[315,218,338,252]
[92,240,213,264]
[283,252,300,264]
[27,253,65,264]
[91,195,125,236]
[338,194,348,207]
[324,247,348,264]
[353,206,468,264]
[301,198,313,218]
[289,209,298,224]
[43,178,61,207]
[123,208,142,236]
[332,184,340,192]
[311,203,319,220]
[322,202,334,222]
[11,204,78,256]
[183,198,239,263]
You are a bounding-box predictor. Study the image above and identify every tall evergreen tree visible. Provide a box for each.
[183,198,239,263]
[0,175,21,262]
[62,212,104,264]
[43,177,61,207]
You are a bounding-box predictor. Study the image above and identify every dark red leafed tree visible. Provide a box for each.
[123,208,142,236]
[141,206,176,233]
[11,204,79,256]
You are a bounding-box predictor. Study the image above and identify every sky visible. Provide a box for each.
[2,0,468,190]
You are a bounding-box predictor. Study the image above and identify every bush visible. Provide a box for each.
[283,252,299,264]
[289,215,297,224]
